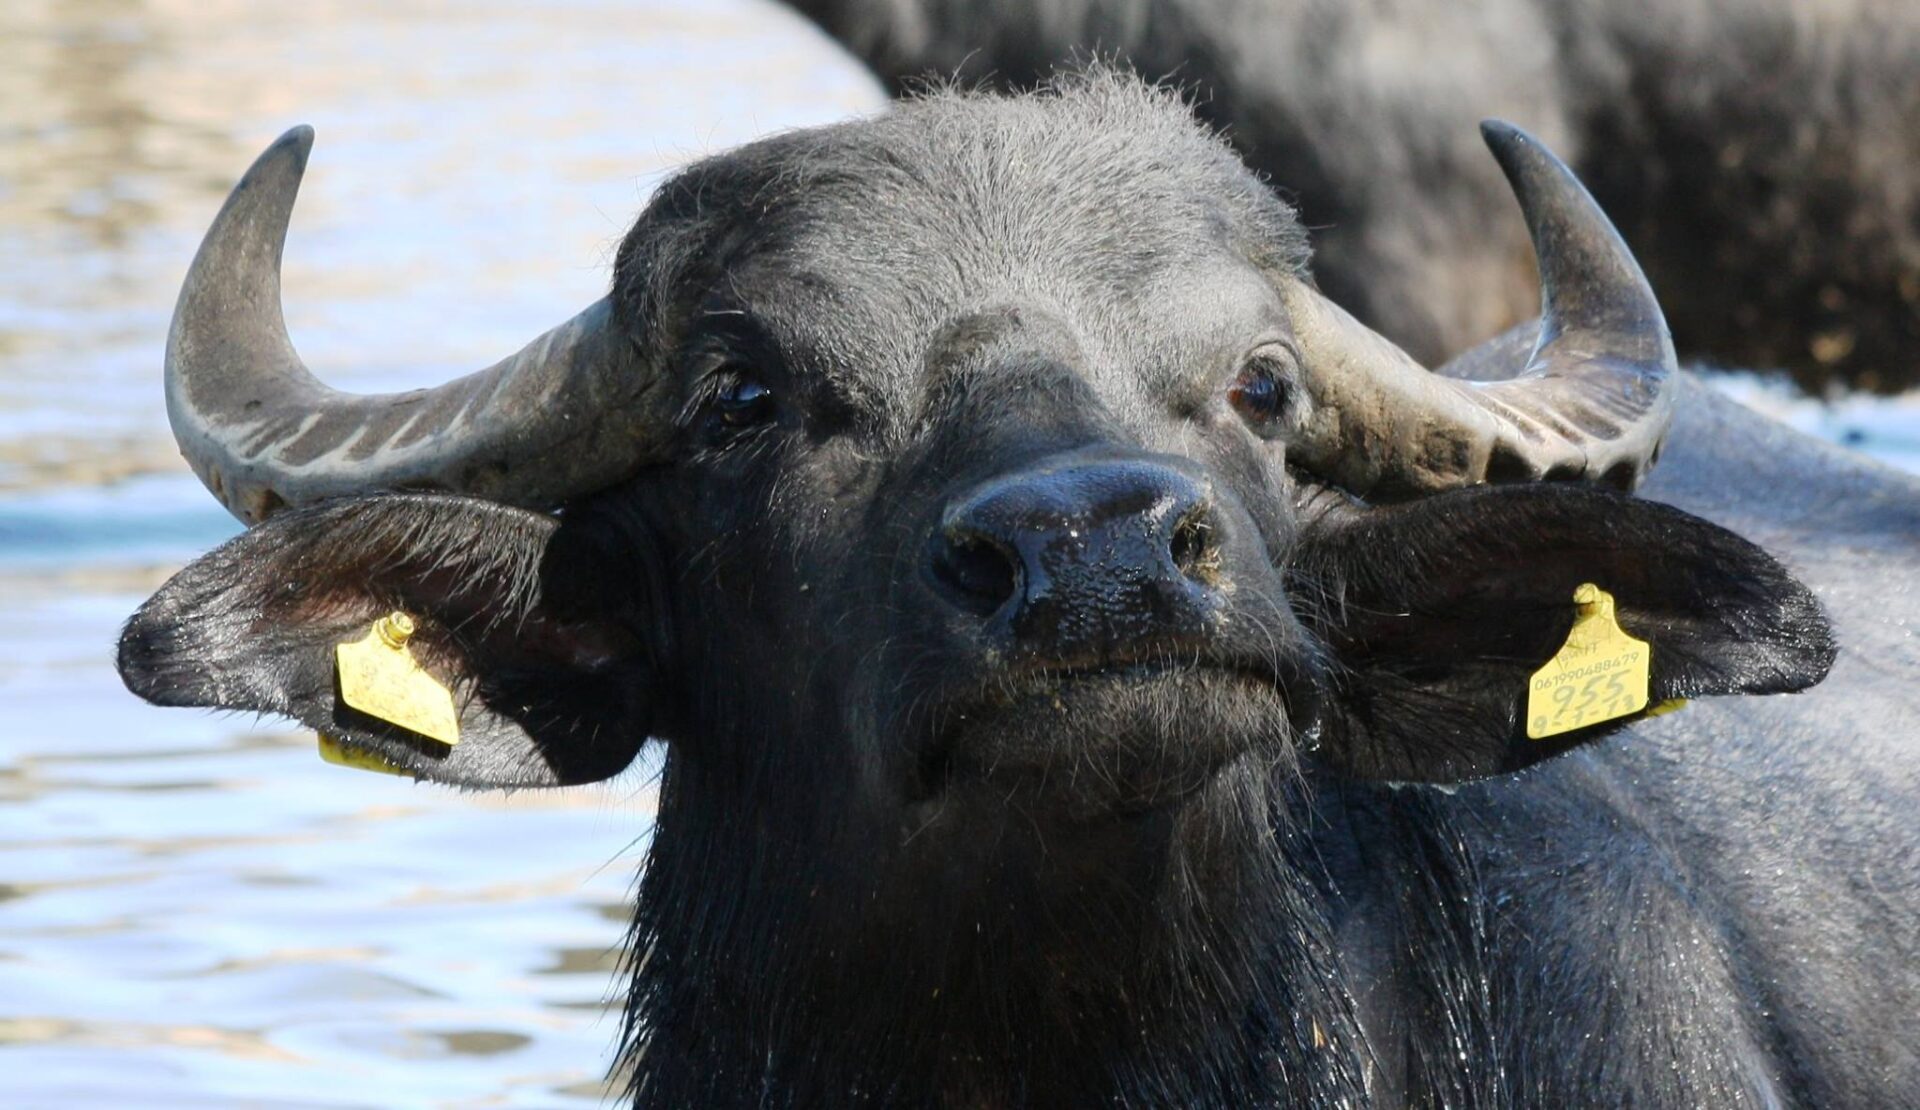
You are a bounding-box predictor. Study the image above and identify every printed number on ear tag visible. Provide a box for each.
[334,611,461,746]
[1526,584,1651,740]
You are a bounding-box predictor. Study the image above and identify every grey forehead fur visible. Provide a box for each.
[610,71,1311,437]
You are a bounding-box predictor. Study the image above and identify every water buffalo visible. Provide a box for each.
[118,76,1917,1106]
[785,0,1920,393]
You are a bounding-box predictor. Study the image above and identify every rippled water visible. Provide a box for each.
[2,3,1916,1107]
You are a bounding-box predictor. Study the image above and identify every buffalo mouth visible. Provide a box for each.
[906,655,1304,815]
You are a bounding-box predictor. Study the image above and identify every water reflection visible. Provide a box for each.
[1,1,877,1105]
[4,0,222,247]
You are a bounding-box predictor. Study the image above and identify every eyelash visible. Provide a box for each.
[1226,347,1300,434]
[700,366,778,443]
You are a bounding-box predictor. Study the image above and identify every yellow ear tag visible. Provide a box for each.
[1526,584,1652,739]
[334,611,461,746]
[316,732,411,776]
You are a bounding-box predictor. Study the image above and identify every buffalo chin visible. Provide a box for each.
[909,665,1296,819]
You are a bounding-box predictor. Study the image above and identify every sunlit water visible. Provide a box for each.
[0,3,1914,1107]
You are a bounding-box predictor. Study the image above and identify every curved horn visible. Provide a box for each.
[166,127,673,524]
[1279,121,1676,499]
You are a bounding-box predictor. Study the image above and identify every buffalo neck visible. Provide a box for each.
[620,747,1377,1107]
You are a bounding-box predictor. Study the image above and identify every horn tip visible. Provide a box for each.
[1477,119,1546,173]
[1478,118,1523,145]
[208,124,317,246]
[264,124,316,172]
[230,126,316,193]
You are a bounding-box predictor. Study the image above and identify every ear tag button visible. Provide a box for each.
[316,732,411,776]
[334,611,461,746]
[1526,583,1652,739]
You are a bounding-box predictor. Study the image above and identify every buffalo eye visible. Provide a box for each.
[710,369,776,431]
[1227,347,1297,433]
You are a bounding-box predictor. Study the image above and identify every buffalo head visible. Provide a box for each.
[118,77,1831,1103]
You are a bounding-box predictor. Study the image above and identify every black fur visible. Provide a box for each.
[117,80,1913,1107]
[785,0,1920,392]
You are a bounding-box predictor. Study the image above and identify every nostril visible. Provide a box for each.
[1169,505,1222,584]
[931,528,1021,615]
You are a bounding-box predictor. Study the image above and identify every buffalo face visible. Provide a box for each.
[627,272,1327,829]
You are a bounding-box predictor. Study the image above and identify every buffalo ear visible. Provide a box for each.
[1292,484,1834,784]
[117,493,654,787]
